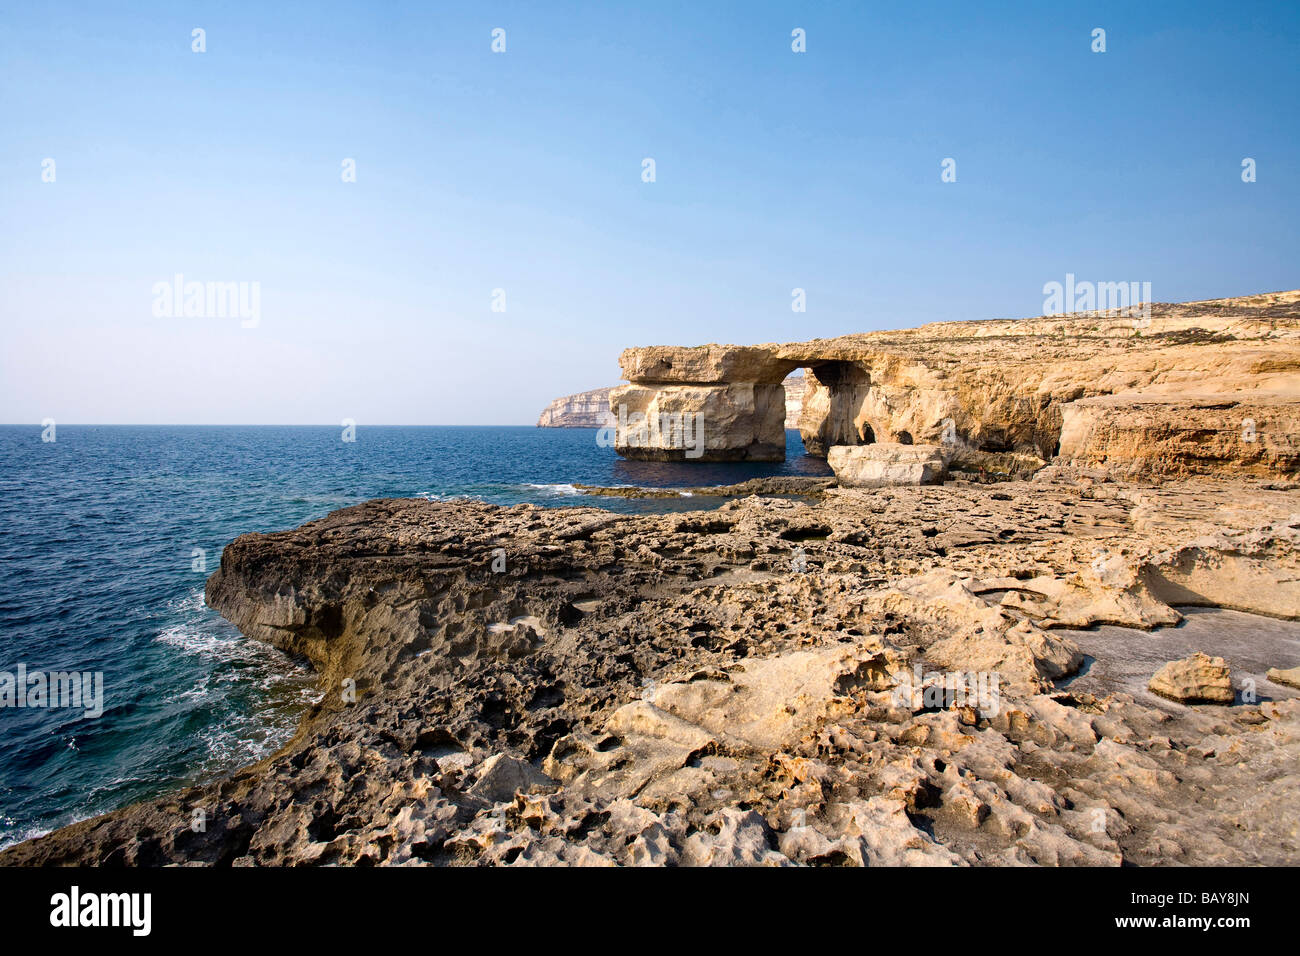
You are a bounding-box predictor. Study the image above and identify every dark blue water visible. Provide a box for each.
[0,425,826,848]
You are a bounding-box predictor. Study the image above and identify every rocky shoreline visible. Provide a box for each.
[571,476,835,499]
[5,468,1298,866]
[7,291,1300,867]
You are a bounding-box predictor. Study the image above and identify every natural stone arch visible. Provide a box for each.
[797,360,877,456]
[607,296,1300,471]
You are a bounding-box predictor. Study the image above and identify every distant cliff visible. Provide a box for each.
[782,372,806,429]
[537,388,614,427]
[539,373,806,428]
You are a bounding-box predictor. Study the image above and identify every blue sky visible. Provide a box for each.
[2,1,1297,424]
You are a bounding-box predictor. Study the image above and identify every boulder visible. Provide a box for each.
[1148,653,1234,704]
[827,443,947,488]
[1267,666,1300,689]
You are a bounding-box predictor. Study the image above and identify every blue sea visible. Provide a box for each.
[0,425,827,848]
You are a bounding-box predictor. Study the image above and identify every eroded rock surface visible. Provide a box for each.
[541,372,807,430]
[5,474,1299,867]
[1148,653,1234,704]
[1268,666,1300,690]
[613,291,1300,472]
[828,443,947,487]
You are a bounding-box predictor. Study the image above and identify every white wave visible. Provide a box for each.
[524,483,581,496]
[167,588,209,615]
[155,623,233,657]
[415,491,473,502]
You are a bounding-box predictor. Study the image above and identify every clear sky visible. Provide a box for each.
[2,1,1297,424]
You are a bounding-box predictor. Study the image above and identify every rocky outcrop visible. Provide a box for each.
[611,291,1300,473]
[827,443,947,487]
[609,382,787,460]
[537,388,613,427]
[573,476,834,498]
[1058,394,1300,478]
[541,373,807,431]
[5,475,1300,866]
[1148,653,1234,704]
[1268,666,1300,689]
[781,371,806,429]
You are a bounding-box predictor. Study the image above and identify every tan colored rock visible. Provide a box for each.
[607,382,786,461]
[618,345,795,384]
[1143,519,1300,620]
[1267,666,1300,689]
[1148,653,1234,704]
[824,797,962,866]
[680,809,789,867]
[541,373,806,431]
[467,754,556,804]
[828,443,947,487]
[1058,394,1300,478]
[8,469,1300,868]
[614,290,1300,471]
[649,645,898,750]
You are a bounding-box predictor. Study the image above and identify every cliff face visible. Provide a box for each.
[1058,394,1299,478]
[537,388,613,427]
[539,373,807,430]
[781,372,806,429]
[611,291,1300,476]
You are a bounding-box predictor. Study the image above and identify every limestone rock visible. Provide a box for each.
[537,387,613,427]
[1267,666,1300,689]
[543,373,806,433]
[6,468,1300,868]
[824,797,962,866]
[614,290,1300,471]
[608,382,786,461]
[1148,653,1234,704]
[1142,520,1300,620]
[780,371,806,429]
[618,345,793,385]
[467,754,556,804]
[827,443,947,488]
[680,809,789,867]
[1058,394,1300,478]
